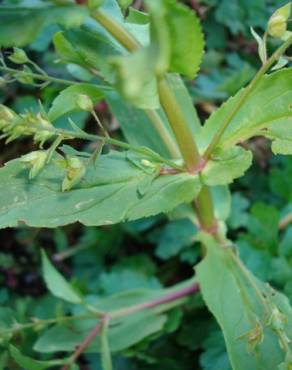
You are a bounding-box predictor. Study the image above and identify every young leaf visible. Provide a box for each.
[202,146,253,186]
[10,345,67,370]
[0,5,88,47]
[48,84,104,122]
[0,151,201,228]
[146,0,204,79]
[41,250,83,304]
[250,27,266,64]
[200,68,292,152]
[196,234,292,370]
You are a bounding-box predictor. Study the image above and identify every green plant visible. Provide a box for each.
[0,0,292,369]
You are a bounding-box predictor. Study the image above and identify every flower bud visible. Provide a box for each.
[0,105,17,129]
[21,151,47,179]
[62,157,86,192]
[33,113,55,146]
[76,94,94,112]
[268,3,291,38]
[8,48,29,64]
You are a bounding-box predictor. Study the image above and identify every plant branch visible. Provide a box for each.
[50,126,183,170]
[60,280,199,369]
[0,65,78,86]
[110,281,199,318]
[203,35,292,159]
[278,212,292,230]
[61,317,107,370]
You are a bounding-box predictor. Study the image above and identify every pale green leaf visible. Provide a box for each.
[250,27,266,64]
[0,5,88,47]
[42,250,83,304]
[48,84,104,122]
[202,146,253,186]
[200,68,292,152]
[0,151,200,228]
[196,234,292,370]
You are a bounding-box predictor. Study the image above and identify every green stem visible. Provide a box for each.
[45,126,184,171]
[0,65,77,86]
[194,185,217,232]
[157,77,201,171]
[91,9,140,52]
[91,8,217,231]
[145,109,180,158]
[203,34,292,159]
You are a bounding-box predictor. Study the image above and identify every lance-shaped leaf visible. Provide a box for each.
[200,68,292,152]
[0,151,200,229]
[196,234,292,370]
[0,5,88,47]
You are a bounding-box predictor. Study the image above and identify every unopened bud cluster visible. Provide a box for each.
[0,105,55,146]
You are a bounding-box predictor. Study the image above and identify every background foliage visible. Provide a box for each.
[0,0,291,369]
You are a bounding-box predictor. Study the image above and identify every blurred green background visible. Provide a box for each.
[0,0,291,369]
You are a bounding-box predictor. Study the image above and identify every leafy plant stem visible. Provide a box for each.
[46,126,184,170]
[61,319,104,370]
[90,8,218,233]
[193,184,218,233]
[109,280,199,318]
[203,34,292,160]
[91,9,140,52]
[61,281,198,370]
[0,65,78,86]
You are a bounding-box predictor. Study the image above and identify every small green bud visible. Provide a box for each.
[62,157,86,192]
[33,113,55,146]
[8,48,29,64]
[21,151,47,179]
[268,3,291,38]
[76,94,94,112]
[141,159,155,168]
[15,66,34,85]
[0,105,16,125]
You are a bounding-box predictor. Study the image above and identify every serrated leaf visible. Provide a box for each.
[42,250,83,304]
[0,151,200,228]
[0,5,88,47]
[48,84,104,122]
[196,234,292,370]
[200,68,292,152]
[10,345,67,370]
[202,146,253,186]
[146,0,204,79]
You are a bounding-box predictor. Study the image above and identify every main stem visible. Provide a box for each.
[90,8,217,231]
